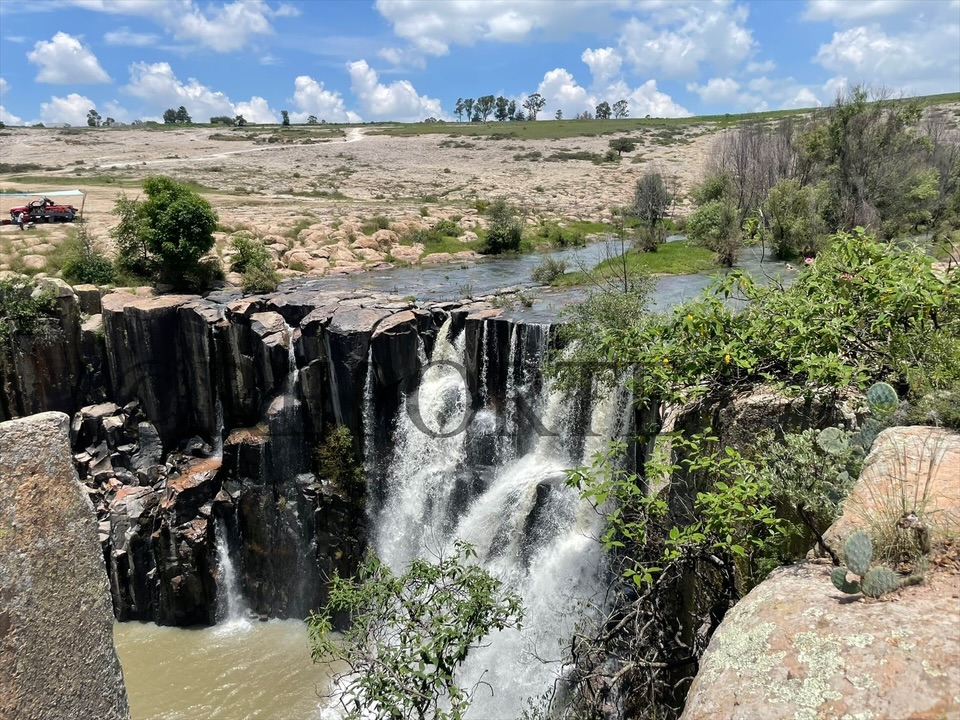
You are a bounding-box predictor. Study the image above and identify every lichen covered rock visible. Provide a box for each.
[681,562,960,720]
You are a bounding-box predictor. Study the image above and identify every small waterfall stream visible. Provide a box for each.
[214,519,249,629]
[371,316,624,717]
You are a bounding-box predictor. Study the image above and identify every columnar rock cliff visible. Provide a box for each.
[0,411,130,720]
[1,283,555,624]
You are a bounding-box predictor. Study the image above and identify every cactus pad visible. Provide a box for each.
[817,427,848,456]
[844,532,873,576]
[860,418,883,450]
[861,566,900,598]
[867,382,899,415]
[831,567,861,594]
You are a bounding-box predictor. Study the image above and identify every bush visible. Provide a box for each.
[241,264,279,293]
[531,258,568,284]
[0,278,59,349]
[432,219,462,237]
[230,234,273,274]
[314,426,364,498]
[110,175,218,288]
[61,223,115,285]
[480,198,522,254]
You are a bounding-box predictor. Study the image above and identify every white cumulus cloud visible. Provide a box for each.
[347,60,442,121]
[0,77,9,95]
[39,92,97,125]
[28,32,111,84]
[618,2,756,79]
[233,96,278,124]
[290,75,361,124]
[537,47,690,120]
[686,77,742,105]
[66,0,288,52]
[122,61,279,123]
[0,106,23,125]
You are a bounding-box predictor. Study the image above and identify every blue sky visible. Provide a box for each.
[0,0,957,126]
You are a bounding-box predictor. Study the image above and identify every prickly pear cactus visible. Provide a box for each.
[843,531,873,576]
[859,418,883,450]
[861,566,900,598]
[867,381,899,415]
[831,567,861,594]
[817,426,848,456]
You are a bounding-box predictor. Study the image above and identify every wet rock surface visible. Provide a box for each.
[3,284,535,624]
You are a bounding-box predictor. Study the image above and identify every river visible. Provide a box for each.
[114,620,337,720]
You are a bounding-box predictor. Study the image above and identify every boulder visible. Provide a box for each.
[0,412,130,719]
[73,283,102,315]
[681,426,960,720]
[681,562,960,720]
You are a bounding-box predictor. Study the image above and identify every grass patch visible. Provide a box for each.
[553,240,716,286]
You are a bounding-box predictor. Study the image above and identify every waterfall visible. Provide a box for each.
[214,519,249,629]
[372,318,623,717]
[375,316,470,569]
[362,341,376,473]
[285,322,300,395]
[212,395,224,460]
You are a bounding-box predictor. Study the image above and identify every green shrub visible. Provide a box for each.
[480,198,522,255]
[314,426,364,499]
[241,264,279,293]
[361,215,391,235]
[0,278,59,349]
[432,219,462,237]
[531,258,568,284]
[61,223,115,285]
[230,234,273,273]
[111,175,218,288]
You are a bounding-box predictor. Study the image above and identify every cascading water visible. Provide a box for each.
[214,519,249,628]
[371,316,628,717]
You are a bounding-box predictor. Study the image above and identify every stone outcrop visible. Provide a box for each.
[1,281,546,625]
[0,412,130,720]
[681,427,960,720]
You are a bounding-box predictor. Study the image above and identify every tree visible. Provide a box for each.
[612,99,629,118]
[687,197,741,267]
[163,108,177,124]
[454,98,464,122]
[175,106,191,123]
[104,117,116,127]
[463,98,474,122]
[281,110,290,126]
[475,95,495,122]
[481,198,523,254]
[522,92,545,121]
[210,115,235,125]
[513,109,525,122]
[576,110,593,120]
[305,115,318,125]
[555,109,563,121]
[235,114,247,127]
[633,170,674,251]
[609,137,637,157]
[595,101,612,120]
[507,99,517,119]
[111,175,219,287]
[764,178,829,259]
[494,96,510,122]
[87,109,101,128]
[308,542,523,720]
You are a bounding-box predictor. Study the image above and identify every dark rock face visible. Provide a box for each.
[4,284,542,626]
[0,412,130,720]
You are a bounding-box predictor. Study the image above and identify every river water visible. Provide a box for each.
[114,620,336,720]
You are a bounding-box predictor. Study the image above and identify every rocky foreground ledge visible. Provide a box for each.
[0,412,130,720]
[681,427,960,720]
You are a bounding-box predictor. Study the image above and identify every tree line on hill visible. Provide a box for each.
[681,86,960,265]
